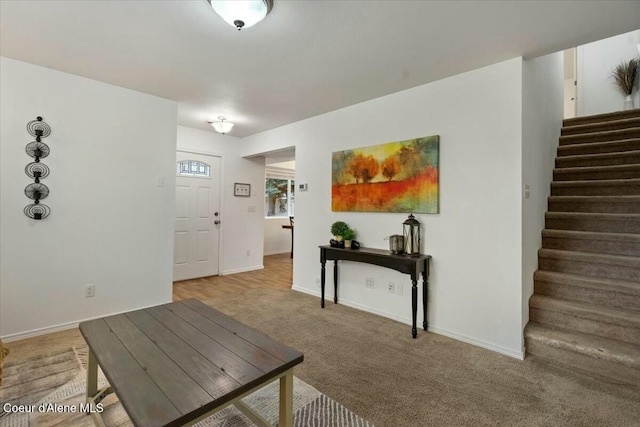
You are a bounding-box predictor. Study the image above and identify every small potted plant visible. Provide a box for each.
[610,58,639,110]
[330,221,349,241]
[343,228,356,248]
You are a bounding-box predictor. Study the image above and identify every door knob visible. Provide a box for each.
[214,220,220,225]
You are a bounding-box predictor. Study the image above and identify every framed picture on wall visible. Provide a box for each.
[234,182,251,197]
[331,135,439,213]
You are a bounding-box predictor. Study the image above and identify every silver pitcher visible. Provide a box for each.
[386,234,404,254]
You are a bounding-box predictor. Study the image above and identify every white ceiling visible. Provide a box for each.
[1,1,639,137]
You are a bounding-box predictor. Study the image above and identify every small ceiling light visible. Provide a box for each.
[209,116,234,134]
[207,0,273,31]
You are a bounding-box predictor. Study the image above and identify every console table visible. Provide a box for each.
[319,245,431,338]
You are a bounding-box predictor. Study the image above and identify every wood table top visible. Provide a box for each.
[79,299,304,427]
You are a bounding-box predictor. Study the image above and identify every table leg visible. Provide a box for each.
[422,268,428,331]
[411,279,418,339]
[333,260,338,304]
[320,260,326,308]
[86,347,98,411]
[279,369,294,427]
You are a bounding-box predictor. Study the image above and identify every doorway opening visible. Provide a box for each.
[262,148,296,259]
[564,47,577,119]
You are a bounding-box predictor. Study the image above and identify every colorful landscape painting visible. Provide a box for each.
[331,136,439,213]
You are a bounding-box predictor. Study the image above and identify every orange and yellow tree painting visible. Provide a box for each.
[332,136,439,213]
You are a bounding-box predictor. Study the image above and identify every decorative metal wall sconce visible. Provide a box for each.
[24,116,51,220]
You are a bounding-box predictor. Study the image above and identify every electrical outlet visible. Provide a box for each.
[315,277,321,288]
[396,283,404,296]
[365,278,375,289]
[388,282,396,294]
[85,284,95,298]
[246,249,250,257]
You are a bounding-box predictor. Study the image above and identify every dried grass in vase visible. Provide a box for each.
[610,58,639,95]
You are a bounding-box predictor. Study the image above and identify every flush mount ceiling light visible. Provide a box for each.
[209,116,234,134]
[207,0,273,31]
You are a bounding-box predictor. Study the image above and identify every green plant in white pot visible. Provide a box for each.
[610,58,639,110]
[330,221,349,241]
[343,228,356,248]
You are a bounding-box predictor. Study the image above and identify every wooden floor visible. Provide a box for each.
[173,253,292,301]
[3,254,292,363]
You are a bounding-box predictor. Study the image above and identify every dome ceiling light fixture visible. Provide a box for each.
[206,0,274,31]
[209,116,235,135]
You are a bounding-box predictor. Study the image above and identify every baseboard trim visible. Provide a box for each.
[222,265,264,276]
[1,299,173,342]
[264,250,290,256]
[291,285,525,360]
[428,325,524,360]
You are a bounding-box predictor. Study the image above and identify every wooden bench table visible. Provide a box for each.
[79,299,303,427]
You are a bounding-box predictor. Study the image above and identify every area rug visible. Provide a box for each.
[0,346,373,427]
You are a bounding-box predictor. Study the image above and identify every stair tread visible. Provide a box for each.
[534,270,640,295]
[525,322,640,368]
[560,127,640,142]
[538,248,640,265]
[557,138,640,154]
[546,211,640,220]
[552,178,640,187]
[562,117,640,133]
[563,109,640,127]
[530,294,640,328]
[556,149,640,161]
[554,163,640,173]
[541,229,640,242]
[549,195,640,201]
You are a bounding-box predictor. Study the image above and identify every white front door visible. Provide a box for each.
[173,151,221,281]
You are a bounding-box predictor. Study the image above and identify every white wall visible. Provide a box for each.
[264,218,292,255]
[241,58,526,358]
[521,53,564,336]
[577,30,640,116]
[0,57,177,340]
[176,126,265,275]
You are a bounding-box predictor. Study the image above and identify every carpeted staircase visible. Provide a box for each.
[525,109,640,386]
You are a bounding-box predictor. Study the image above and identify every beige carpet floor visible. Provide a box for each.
[202,288,640,427]
[3,289,639,426]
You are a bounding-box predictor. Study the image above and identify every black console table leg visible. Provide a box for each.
[411,279,418,339]
[320,261,326,308]
[333,260,338,304]
[422,269,428,331]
